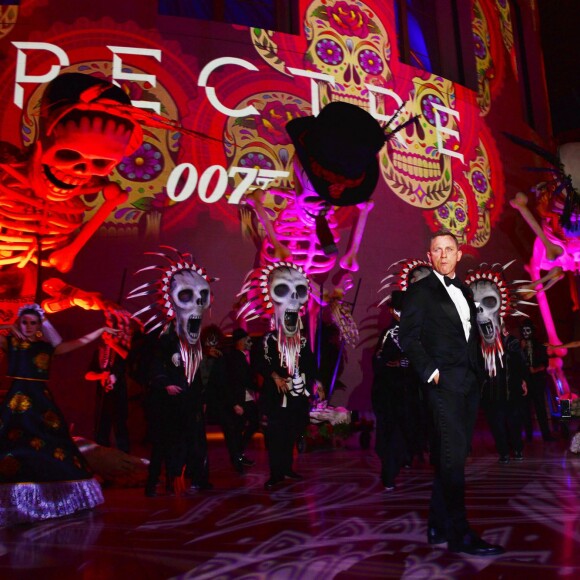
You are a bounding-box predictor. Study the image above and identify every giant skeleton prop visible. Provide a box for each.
[464,262,533,376]
[241,102,418,348]
[0,72,209,324]
[127,246,215,384]
[238,261,311,404]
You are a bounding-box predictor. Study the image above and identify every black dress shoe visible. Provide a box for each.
[513,450,524,461]
[264,477,284,490]
[449,532,505,556]
[284,470,304,480]
[427,526,447,545]
[240,455,255,467]
[498,454,510,464]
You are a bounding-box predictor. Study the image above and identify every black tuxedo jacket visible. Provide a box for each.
[399,271,483,392]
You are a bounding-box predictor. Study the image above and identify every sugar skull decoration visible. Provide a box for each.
[380,74,456,209]
[303,0,393,107]
[224,91,309,193]
[238,261,310,374]
[128,246,216,383]
[424,179,478,246]
[464,129,504,249]
[465,262,533,376]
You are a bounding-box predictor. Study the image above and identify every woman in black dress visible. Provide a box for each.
[0,303,116,527]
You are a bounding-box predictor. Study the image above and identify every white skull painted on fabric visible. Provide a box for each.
[471,279,502,346]
[380,74,456,209]
[169,270,211,345]
[304,0,392,107]
[225,92,310,192]
[269,266,309,337]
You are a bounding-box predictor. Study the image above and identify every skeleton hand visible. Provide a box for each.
[166,385,183,396]
[290,372,306,395]
[42,278,108,313]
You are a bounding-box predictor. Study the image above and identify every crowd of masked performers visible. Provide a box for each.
[0,297,560,529]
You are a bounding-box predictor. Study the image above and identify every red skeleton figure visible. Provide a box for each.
[0,73,143,277]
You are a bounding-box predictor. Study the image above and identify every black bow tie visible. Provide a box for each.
[444,275,462,289]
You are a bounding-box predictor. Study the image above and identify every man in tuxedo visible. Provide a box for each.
[399,231,504,556]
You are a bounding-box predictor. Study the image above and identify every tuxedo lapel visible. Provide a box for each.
[428,272,465,334]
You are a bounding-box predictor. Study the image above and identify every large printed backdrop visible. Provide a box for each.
[0,0,568,432]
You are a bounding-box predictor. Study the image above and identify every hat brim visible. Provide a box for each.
[286,116,379,207]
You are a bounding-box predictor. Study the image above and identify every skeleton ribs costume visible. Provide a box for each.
[128,247,216,495]
[238,262,318,487]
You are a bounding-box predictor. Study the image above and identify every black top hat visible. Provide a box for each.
[286,102,386,207]
[231,328,249,343]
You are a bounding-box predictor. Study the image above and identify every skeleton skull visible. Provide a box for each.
[304,0,392,107]
[30,111,134,202]
[471,279,501,345]
[169,270,211,345]
[269,266,309,336]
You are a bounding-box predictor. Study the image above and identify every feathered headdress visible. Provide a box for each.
[378,258,433,307]
[127,245,216,335]
[237,261,310,323]
[465,260,535,375]
[237,261,310,375]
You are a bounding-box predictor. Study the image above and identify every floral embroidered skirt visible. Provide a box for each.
[0,379,104,527]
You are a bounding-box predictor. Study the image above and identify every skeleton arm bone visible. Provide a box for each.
[518,266,564,299]
[339,200,374,272]
[245,188,291,260]
[48,182,128,273]
[510,192,564,261]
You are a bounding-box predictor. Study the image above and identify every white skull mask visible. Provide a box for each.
[471,279,501,346]
[269,266,309,337]
[380,74,456,209]
[169,270,211,345]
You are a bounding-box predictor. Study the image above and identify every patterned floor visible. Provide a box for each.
[1,417,579,579]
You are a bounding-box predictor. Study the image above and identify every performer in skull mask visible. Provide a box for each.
[238,262,320,490]
[128,247,216,496]
[519,320,555,442]
[465,263,533,464]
